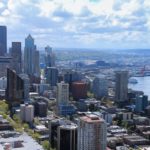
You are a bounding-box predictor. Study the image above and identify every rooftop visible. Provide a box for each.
[80,114,103,123]
[0,132,44,150]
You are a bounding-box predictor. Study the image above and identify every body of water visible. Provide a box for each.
[128,76,150,99]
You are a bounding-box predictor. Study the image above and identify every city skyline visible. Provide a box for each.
[0,0,150,49]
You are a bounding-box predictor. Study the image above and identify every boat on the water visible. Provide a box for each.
[128,78,138,84]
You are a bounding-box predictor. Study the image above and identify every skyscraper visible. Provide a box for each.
[135,95,148,112]
[19,74,30,100]
[64,70,82,92]
[58,124,77,150]
[72,81,87,100]
[34,50,40,77]
[0,26,7,56]
[0,57,12,77]
[92,76,108,98]
[57,82,69,105]
[24,34,36,75]
[115,71,128,102]
[6,68,24,106]
[45,67,58,87]
[77,114,107,150]
[11,42,22,73]
[48,118,77,150]
[45,46,55,67]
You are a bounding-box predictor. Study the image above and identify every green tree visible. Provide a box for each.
[13,114,21,124]
[42,140,50,150]
[87,91,94,98]
[23,123,29,131]
[42,140,55,150]
[32,132,40,141]
[0,100,9,114]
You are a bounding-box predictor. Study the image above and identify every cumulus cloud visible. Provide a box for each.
[0,0,150,49]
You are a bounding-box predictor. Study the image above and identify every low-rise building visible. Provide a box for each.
[123,135,150,146]
[20,104,34,123]
[0,131,44,150]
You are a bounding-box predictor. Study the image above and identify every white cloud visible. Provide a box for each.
[0,2,5,9]
[32,27,53,33]
[37,0,60,17]
[0,0,149,48]
[1,9,10,16]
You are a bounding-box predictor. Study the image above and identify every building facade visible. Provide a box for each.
[45,46,55,67]
[78,114,107,150]
[34,101,47,117]
[0,57,12,77]
[24,34,39,76]
[11,42,22,73]
[0,26,7,56]
[115,71,128,102]
[20,104,34,123]
[57,82,69,105]
[34,50,40,77]
[92,76,108,98]
[6,68,24,106]
[45,67,58,87]
[135,95,148,112]
[72,81,87,100]
[57,124,77,150]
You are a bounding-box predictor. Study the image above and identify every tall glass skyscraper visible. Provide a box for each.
[115,71,128,102]
[11,42,22,73]
[24,34,35,75]
[24,34,40,78]
[0,26,7,56]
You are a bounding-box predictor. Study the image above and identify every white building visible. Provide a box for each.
[78,114,107,150]
[57,82,69,105]
[20,104,34,123]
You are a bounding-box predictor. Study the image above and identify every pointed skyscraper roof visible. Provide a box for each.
[27,34,33,40]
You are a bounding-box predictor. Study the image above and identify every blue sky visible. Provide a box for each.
[0,0,150,49]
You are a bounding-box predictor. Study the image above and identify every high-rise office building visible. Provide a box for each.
[72,81,87,100]
[48,118,77,150]
[57,82,69,105]
[45,46,55,67]
[64,70,82,83]
[45,67,58,87]
[64,70,82,92]
[34,50,40,77]
[92,76,108,98]
[115,71,128,102]
[34,101,47,117]
[0,26,7,56]
[19,74,30,100]
[24,34,37,76]
[0,57,12,77]
[6,68,24,106]
[135,95,148,112]
[58,124,77,150]
[78,114,107,150]
[11,42,22,73]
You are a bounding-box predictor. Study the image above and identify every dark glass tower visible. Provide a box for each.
[11,42,22,73]
[6,68,24,107]
[58,125,77,150]
[0,26,7,56]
